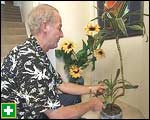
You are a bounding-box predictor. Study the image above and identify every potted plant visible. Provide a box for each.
[98,68,138,119]
[91,1,149,119]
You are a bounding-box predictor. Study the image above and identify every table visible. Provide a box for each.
[82,100,145,119]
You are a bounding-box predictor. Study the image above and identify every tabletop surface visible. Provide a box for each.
[82,99,145,119]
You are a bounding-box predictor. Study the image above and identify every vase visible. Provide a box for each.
[69,76,84,85]
[100,103,123,119]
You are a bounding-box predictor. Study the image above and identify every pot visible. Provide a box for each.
[100,103,123,119]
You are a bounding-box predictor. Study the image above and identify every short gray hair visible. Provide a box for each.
[27,4,58,34]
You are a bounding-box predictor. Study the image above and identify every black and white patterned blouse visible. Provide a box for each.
[1,36,63,119]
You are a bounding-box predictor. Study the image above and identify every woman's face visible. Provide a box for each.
[45,12,64,49]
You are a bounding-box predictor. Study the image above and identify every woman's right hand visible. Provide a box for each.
[89,97,104,112]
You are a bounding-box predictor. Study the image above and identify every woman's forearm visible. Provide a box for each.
[57,82,90,95]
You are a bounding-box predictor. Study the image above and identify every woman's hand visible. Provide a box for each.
[89,83,105,96]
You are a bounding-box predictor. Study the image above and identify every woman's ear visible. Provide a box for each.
[40,21,47,33]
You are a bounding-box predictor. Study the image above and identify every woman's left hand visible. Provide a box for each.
[90,83,105,96]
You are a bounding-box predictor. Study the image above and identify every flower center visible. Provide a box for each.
[67,43,72,49]
[73,69,79,73]
[89,27,96,31]
[99,51,103,55]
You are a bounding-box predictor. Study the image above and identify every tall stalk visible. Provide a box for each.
[112,35,125,104]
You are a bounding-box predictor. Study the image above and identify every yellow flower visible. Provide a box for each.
[94,49,105,60]
[69,65,82,78]
[60,40,76,53]
[84,23,100,36]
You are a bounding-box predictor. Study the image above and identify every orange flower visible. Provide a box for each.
[104,1,116,10]
[104,1,124,15]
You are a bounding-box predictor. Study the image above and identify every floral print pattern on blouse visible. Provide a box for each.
[1,36,63,119]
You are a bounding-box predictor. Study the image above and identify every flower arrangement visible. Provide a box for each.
[55,23,106,85]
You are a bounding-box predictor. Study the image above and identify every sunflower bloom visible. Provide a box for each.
[60,40,76,53]
[84,23,100,36]
[69,65,82,78]
[94,49,105,60]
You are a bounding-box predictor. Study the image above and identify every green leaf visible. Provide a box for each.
[76,49,87,59]
[87,35,94,51]
[109,18,118,32]
[99,29,116,41]
[63,53,74,65]
[76,40,88,62]
[91,57,96,71]
[116,18,128,36]
[103,79,112,88]
[76,48,88,67]
[82,39,87,50]
[95,31,105,48]
[114,68,120,82]
[112,69,120,88]
[80,62,89,70]
[91,7,105,21]
[124,84,139,89]
[55,49,63,58]
[91,16,101,21]
[123,10,147,20]
[118,1,128,17]
[107,11,115,19]
[127,25,143,31]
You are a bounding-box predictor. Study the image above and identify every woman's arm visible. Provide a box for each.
[57,82,105,95]
[44,97,103,119]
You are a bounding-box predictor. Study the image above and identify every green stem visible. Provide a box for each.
[112,36,125,104]
[72,50,78,61]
